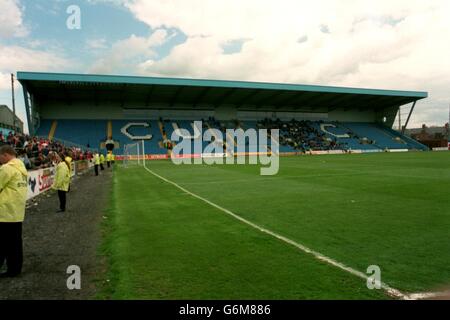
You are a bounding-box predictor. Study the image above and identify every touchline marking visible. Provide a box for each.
[141,164,439,300]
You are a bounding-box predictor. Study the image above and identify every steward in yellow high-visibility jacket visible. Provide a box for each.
[52,160,70,192]
[0,145,28,277]
[52,156,71,213]
[93,153,100,176]
[94,153,100,165]
[106,152,112,168]
[100,154,105,171]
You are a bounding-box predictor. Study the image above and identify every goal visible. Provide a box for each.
[123,141,146,167]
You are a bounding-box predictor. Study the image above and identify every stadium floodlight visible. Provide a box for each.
[123,141,142,167]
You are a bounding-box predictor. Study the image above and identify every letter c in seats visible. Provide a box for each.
[121,122,153,140]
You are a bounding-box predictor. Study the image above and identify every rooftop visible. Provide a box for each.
[18,71,427,112]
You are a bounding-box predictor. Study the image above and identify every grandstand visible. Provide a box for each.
[17,72,428,157]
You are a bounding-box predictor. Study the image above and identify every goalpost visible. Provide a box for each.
[123,140,146,167]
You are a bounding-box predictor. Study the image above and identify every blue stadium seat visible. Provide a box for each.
[35,119,427,154]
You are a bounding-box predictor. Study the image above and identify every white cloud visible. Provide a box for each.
[86,38,109,50]
[0,0,28,38]
[89,29,171,74]
[0,46,70,90]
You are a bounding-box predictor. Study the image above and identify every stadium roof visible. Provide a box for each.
[18,71,427,112]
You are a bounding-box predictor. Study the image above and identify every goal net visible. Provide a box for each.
[123,142,143,167]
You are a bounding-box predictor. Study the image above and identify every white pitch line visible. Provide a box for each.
[407,291,450,300]
[142,164,412,299]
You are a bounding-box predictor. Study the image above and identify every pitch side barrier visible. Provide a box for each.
[432,146,450,151]
[26,160,93,200]
[116,148,422,161]
[114,148,424,161]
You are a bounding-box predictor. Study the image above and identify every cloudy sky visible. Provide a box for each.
[1,0,449,132]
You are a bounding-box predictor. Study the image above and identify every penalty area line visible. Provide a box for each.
[141,165,429,300]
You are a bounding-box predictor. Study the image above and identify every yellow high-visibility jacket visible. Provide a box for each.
[111,154,115,161]
[106,153,112,162]
[0,158,28,222]
[94,154,100,165]
[52,162,71,192]
[100,154,105,164]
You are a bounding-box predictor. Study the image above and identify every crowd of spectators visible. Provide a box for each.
[155,117,379,152]
[258,118,345,152]
[0,131,93,170]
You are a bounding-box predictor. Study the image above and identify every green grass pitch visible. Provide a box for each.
[100,152,450,299]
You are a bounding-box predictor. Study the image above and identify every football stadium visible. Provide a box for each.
[1,71,447,300]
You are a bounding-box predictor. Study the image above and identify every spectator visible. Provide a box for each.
[3,132,89,170]
[17,150,32,170]
[0,145,28,277]
[51,154,71,213]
